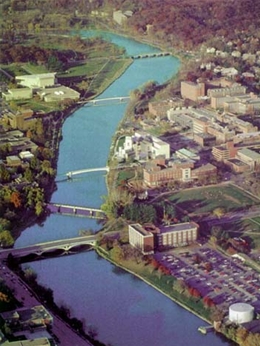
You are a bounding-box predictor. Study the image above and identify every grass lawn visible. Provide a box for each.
[116,170,135,186]
[165,184,260,215]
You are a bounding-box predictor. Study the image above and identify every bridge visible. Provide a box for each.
[66,166,109,179]
[131,52,171,59]
[0,234,97,260]
[47,203,105,219]
[79,96,130,106]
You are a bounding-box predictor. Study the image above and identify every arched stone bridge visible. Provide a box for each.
[0,235,97,260]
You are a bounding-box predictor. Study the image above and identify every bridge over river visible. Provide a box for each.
[47,203,105,219]
[0,234,97,260]
[78,96,130,106]
[65,166,109,179]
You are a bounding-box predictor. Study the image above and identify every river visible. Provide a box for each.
[15,32,234,346]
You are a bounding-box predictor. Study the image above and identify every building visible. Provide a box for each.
[229,303,254,324]
[15,73,56,89]
[148,99,183,118]
[212,141,238,161]
[191,163,217,180]
[6,155,22,167]
[3,109,35,131]
[128,224,155,255]
[157,222,199,248]
[113,10,132,25]
[236,148,260,170]
[193,117,209,134]
[181,81,205,102]
[2,88,32,101]
[193,133,216,147]
[225,158,250,173]
[143,159,194,187]
[37,86,80,103]
[2,338,52,346]
[176,148,200,161]
[1,305,53,334]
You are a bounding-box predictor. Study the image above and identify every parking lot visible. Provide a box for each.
[154,244,260,312]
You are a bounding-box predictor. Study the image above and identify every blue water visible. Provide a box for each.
[16,32,234,346]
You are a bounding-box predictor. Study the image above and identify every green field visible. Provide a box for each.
[163,184,260,215]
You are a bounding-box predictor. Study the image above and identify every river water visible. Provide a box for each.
[15,32,234,346]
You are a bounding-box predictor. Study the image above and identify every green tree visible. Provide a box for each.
[0,164,11,183]
[0,231,14,247]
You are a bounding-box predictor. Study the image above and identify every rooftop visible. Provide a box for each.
[159,222,198,234]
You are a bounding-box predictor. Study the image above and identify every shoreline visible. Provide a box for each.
[95,246,212,326]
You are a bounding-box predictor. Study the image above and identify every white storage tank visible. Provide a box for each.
[229,303,254,324]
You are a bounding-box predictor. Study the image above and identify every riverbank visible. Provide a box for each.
[95,246,212,326]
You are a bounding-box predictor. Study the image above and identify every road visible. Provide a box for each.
[0,263,94,346]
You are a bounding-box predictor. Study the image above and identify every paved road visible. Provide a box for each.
[0,263,94,345]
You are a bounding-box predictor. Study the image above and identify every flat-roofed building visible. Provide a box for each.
[2,88,33,101]
[3,338,52,346]
[16,73,56,89]
[212,141,238,161]
[193,133,216,147]
[236,148,260,170]
[143,160,194,187]
[176,148,200,161]
[225,158,250,173]
[128,224,154,254]
[38,86,80,102]
[191,163,217,180]
[181,81,205,102]
[193,117,209,134]
[6,155,22,166]
[157,222,199,248]
[1,305,53,334]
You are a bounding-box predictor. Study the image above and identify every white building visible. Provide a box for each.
[16,73,56,89]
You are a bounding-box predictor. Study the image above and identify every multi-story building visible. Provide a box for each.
[128,224,155,255]
[212,141,238,161]
[236,148,260,170]
[129,222,199,252]
[181,81,206,102]
[193,133,216,147]
[191,163,217,180]
[143,159,194,187]
[148,99,183,118]
[193,117,209,133]
[157,222,199,248]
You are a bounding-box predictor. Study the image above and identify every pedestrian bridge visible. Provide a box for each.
[0,235,97,260]
[47,203,105,219]
[66,166,109,179]
[79,96,130,106]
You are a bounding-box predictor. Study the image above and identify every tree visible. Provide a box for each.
[0,231,14,247]
[10,191,22,209]
[0,165,11,183]
[213,207,226,218]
